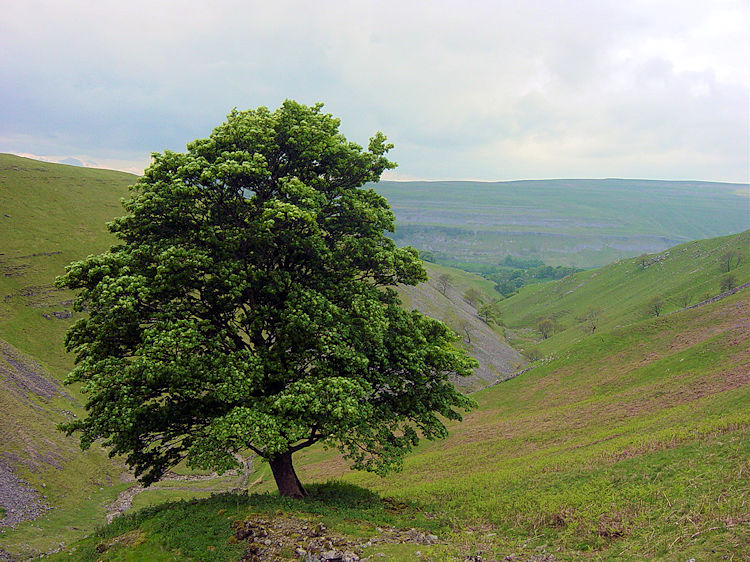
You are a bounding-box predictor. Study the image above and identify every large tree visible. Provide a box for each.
[58,101,476,498]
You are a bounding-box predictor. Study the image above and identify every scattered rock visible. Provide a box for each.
[0,459,51,528]
[232,514,443,561]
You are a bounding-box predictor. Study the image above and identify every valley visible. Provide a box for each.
[0,153,748,560]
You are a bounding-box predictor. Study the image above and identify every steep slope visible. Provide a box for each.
[0,339,128,559]
[498,230,750,356]
[398,263,523,390]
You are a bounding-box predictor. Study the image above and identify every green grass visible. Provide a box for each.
[0,155,136,557]
[0,153,134,374]
[48,483,448,562]
[497,230,750,357]
[291,290,750,559]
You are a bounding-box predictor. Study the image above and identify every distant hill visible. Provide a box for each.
[373,178,750,268]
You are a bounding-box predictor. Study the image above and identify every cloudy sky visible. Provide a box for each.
[1,0,748,182]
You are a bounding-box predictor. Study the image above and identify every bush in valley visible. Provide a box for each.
[488,257,582,297]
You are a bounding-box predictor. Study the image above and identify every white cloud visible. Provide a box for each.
[1,0,747,181]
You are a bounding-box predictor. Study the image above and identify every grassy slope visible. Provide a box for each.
[375,178,749,267]
[497,230,750,357]
[2,155,748,558]
[0,154,516,557]
[300,289,750,559]
[0,153,135,373]
[52,266,750,560]
[0,154,136,557]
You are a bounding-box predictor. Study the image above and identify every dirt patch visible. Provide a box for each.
[231,514,441,561]
[105,484,145,524]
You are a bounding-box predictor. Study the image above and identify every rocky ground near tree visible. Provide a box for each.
[231,514,443,561]
[230,514,561,561]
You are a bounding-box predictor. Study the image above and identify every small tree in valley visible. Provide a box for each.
[676,293,691,309]
[537,318,555,339]
[646,295,665,318]
[57,101,476,498]
[478,301,502,325]
[576,307,600,333]
[719,250,741,273]
[463,287,483,307]
[436,273,454,296]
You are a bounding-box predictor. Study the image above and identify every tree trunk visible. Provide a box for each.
[269,451,307,498]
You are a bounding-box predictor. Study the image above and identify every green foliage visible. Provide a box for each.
[488,262,581,297]
[536,317,556,339]
[477,301,502,325]
[719,249,742,272]
[419,250,436,263]
[436,273,454,296]
[462,287,483,307]
[575,307,600,333]
[56,102,476,494]
[501,255,545,269]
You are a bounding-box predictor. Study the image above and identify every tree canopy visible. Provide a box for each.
[57,101,476,497]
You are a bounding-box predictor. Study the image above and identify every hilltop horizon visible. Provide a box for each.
[6,152,750,186]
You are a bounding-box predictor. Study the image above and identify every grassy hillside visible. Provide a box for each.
[374,178,749,267]
[0,154,137,557]
[0,153,135,374]
[0,339,131,559]
[51,272,750,560]
[74,235,748,559]
[497,230,750,357]
[2,155,748,559]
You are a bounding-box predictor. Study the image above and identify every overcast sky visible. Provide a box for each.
[1,0,748,182]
